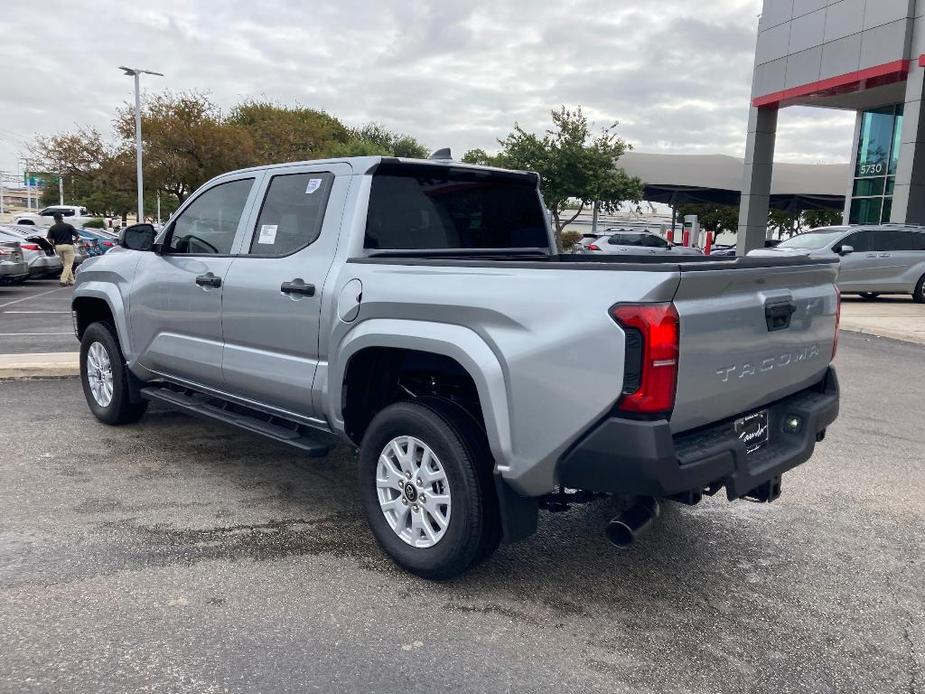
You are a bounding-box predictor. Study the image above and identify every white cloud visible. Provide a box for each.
[0,0,855,178]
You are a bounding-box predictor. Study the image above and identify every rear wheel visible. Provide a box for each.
[858,292,880,300]
[358,399,500,579]
[914,275,925,303]
[80,322,147,425]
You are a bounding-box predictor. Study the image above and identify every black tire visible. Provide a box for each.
[80,322,148,425]
[858,292,880,300]
[358,399,500,580]
[914,275,925,303]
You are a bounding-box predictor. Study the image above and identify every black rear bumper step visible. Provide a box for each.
[140,385,336,457]
[556,367,839,501]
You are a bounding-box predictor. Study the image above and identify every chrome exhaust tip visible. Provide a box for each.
[605,496,660,548]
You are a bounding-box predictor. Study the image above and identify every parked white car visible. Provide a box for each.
[575,230,704,256]
[14,205,96,228]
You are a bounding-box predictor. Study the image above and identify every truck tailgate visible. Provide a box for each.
[670,259,839,434]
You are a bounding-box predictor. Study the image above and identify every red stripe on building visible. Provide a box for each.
[753,59,910,108]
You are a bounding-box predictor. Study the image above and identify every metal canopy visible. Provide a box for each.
[618,152,849,211]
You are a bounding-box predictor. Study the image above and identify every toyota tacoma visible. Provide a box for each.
[72,155,840,578]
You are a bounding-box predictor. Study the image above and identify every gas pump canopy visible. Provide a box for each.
[618,151,849,212]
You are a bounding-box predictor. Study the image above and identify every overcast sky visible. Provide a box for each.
[0,0,855,179]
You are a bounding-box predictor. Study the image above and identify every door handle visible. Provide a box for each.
[195,273,221,288]
[866,253,877,258]
[878,253,891,257]
[280,278,316,296]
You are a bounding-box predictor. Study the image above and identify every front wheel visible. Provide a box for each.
[80,322,148,425]
[913,275,925,303]
[358,400,499,580]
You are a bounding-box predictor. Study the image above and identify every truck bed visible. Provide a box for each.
[353,250,839,272]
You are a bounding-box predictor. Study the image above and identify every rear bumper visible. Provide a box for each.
[557,367,839,500]
[0,263,29,283]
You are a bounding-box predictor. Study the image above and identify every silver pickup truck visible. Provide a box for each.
[72,156,840,578]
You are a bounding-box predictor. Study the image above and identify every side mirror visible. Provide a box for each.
[836,244,854,256]
[119,223,156,251]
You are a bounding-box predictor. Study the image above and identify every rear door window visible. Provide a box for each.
[608,233,642,246]
[249,172,334,256]
[876,231,924,251]
[639,234,668,248]
[365,164,547,249]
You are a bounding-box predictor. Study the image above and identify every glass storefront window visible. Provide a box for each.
[855,107,896,178]
[890,112,903,175]
[852,178,885,197]
[849,197,883,225]
[850,105,902,224]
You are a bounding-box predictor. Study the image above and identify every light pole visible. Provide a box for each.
[118,66,163,223]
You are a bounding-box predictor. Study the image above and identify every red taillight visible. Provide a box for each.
[21,243,40,251]
[832,287,841,359]
[611,303,680,415]
[587,244,601,251]
[102,241,114,247]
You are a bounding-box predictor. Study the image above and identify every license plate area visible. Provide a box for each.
[735,410,769,454]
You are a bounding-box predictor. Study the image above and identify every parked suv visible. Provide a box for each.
[72,156,840,579]
[749,224,925,302]
[577,229,702,256]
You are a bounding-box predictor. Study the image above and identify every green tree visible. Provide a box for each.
[460,148,492,165]
[675,203,739,233]
[802,208,843,230]
[347,123,429,158]
[28,91,434,220]
[117,92,257,205]
[463,106,642,244]
[768,209,803,239]
[227,100,350,164]
[30,129,136,216]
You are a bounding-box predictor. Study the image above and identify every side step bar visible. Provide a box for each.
[140,385,337,458]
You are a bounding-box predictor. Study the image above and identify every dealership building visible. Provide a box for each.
[739,0,925,252]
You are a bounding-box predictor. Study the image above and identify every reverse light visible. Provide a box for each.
[832,287,841,360]
[611,303,680,415]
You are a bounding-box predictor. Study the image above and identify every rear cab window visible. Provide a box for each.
[364,163,549,251]
[249,172,334,256]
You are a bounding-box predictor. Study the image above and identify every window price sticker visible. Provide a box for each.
[305,178,323,194]
[257,224,278,244]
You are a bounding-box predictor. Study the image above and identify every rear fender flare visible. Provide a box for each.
[329,319,512,467]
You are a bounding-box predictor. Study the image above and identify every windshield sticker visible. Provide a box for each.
[305,178,323,195]
[257,224,278,244]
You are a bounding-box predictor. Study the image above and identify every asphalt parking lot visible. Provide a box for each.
[0,333,922,693]
[0,280,75,353]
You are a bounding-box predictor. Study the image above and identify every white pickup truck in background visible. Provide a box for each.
[14,205,97,228]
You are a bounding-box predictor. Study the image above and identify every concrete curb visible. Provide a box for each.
[841,326,925,346]
[0,352,80,379]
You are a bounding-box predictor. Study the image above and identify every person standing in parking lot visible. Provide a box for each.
[46,212,80,286]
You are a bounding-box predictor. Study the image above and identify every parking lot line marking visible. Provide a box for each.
[1,310,72,314]
[0,332,73,336]
[0,287,66,309]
